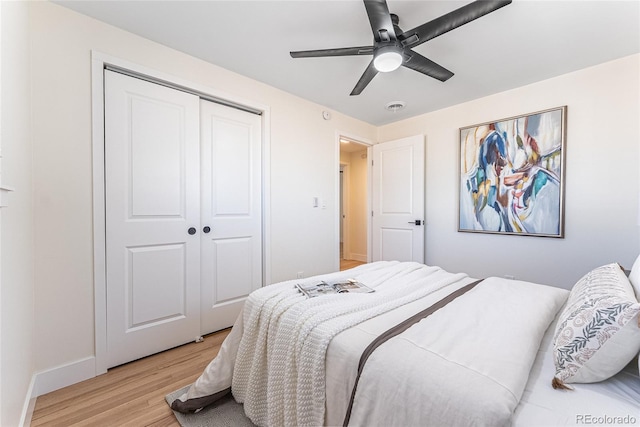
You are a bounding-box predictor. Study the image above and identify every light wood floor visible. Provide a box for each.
[31,258,364,426]
[340,258,365,270]
[340,243,366,271]
[31,328,231,427]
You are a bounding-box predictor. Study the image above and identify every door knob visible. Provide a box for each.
[203,226,211,233]
[188,227,196,235]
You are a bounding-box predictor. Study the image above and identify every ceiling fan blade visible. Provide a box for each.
[399,0,511,48]
[350,60,378,96]
[402,51,454,82]
[364,0,397,42]
[290,46,374,58]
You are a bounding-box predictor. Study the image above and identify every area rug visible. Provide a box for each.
[165,386,256,427]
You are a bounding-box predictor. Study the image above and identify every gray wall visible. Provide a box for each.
[378,54,640,289]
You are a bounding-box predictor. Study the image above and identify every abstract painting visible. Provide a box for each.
[458,106,566,237]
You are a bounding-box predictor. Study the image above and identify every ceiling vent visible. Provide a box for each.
[385,101,406,112]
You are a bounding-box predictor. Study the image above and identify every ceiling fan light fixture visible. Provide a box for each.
[373,46,403,72]
[290,0,512,95]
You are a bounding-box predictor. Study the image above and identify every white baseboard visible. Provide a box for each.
[19,376,36,427]
[33,356,96,397]
[347,253,367,262]
[19,357,96,426]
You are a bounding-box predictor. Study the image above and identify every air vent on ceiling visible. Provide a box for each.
[385,101,406,112]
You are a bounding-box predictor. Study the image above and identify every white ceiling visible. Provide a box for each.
[55,0,640,126]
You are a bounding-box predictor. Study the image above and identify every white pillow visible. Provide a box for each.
[628,254,640,300]
[552,263,640,389]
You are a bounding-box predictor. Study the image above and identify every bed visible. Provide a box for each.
[170,260,640,426]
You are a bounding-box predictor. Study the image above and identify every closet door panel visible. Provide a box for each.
[129,96,184,216]
[210,237,254,302]
[105,70,201,368]
[127,244,186,327]
[200,100,262,334]
[212,120,251,215]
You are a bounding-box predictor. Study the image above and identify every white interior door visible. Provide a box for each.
[200,100,262,334]
[372,135,425,263]
[105,70,201,368]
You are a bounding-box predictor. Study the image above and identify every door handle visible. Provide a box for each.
[408,220,422,226]
[188,227,196,235]
[203,226,211,234]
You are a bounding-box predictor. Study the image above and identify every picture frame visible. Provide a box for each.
[458,106,566,238]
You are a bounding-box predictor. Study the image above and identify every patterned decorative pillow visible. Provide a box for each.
[628,254,640,300]
[552,263,640,389]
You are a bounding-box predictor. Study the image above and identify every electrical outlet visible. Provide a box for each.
[297,271,304,279]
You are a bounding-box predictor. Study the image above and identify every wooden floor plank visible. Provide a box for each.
[31,329,230,426]
[32,261,364,425]
[340,258,365,270]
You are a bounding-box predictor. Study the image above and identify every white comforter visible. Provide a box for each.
[327,275,568,426]
[174,261,568,426]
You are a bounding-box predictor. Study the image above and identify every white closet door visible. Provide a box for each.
[105,71,201,368]
[200,100,262,334]
[372,135,425,263]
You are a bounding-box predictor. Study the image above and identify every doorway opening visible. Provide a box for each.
[339,136,370,271]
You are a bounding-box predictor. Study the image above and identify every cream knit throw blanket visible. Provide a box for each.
[231,261,468,426]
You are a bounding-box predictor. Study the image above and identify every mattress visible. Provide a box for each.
[325,277,477,425]
[326,281,640,426]
[173,261,640,426]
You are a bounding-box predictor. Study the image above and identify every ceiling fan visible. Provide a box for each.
[290,0,512,96]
